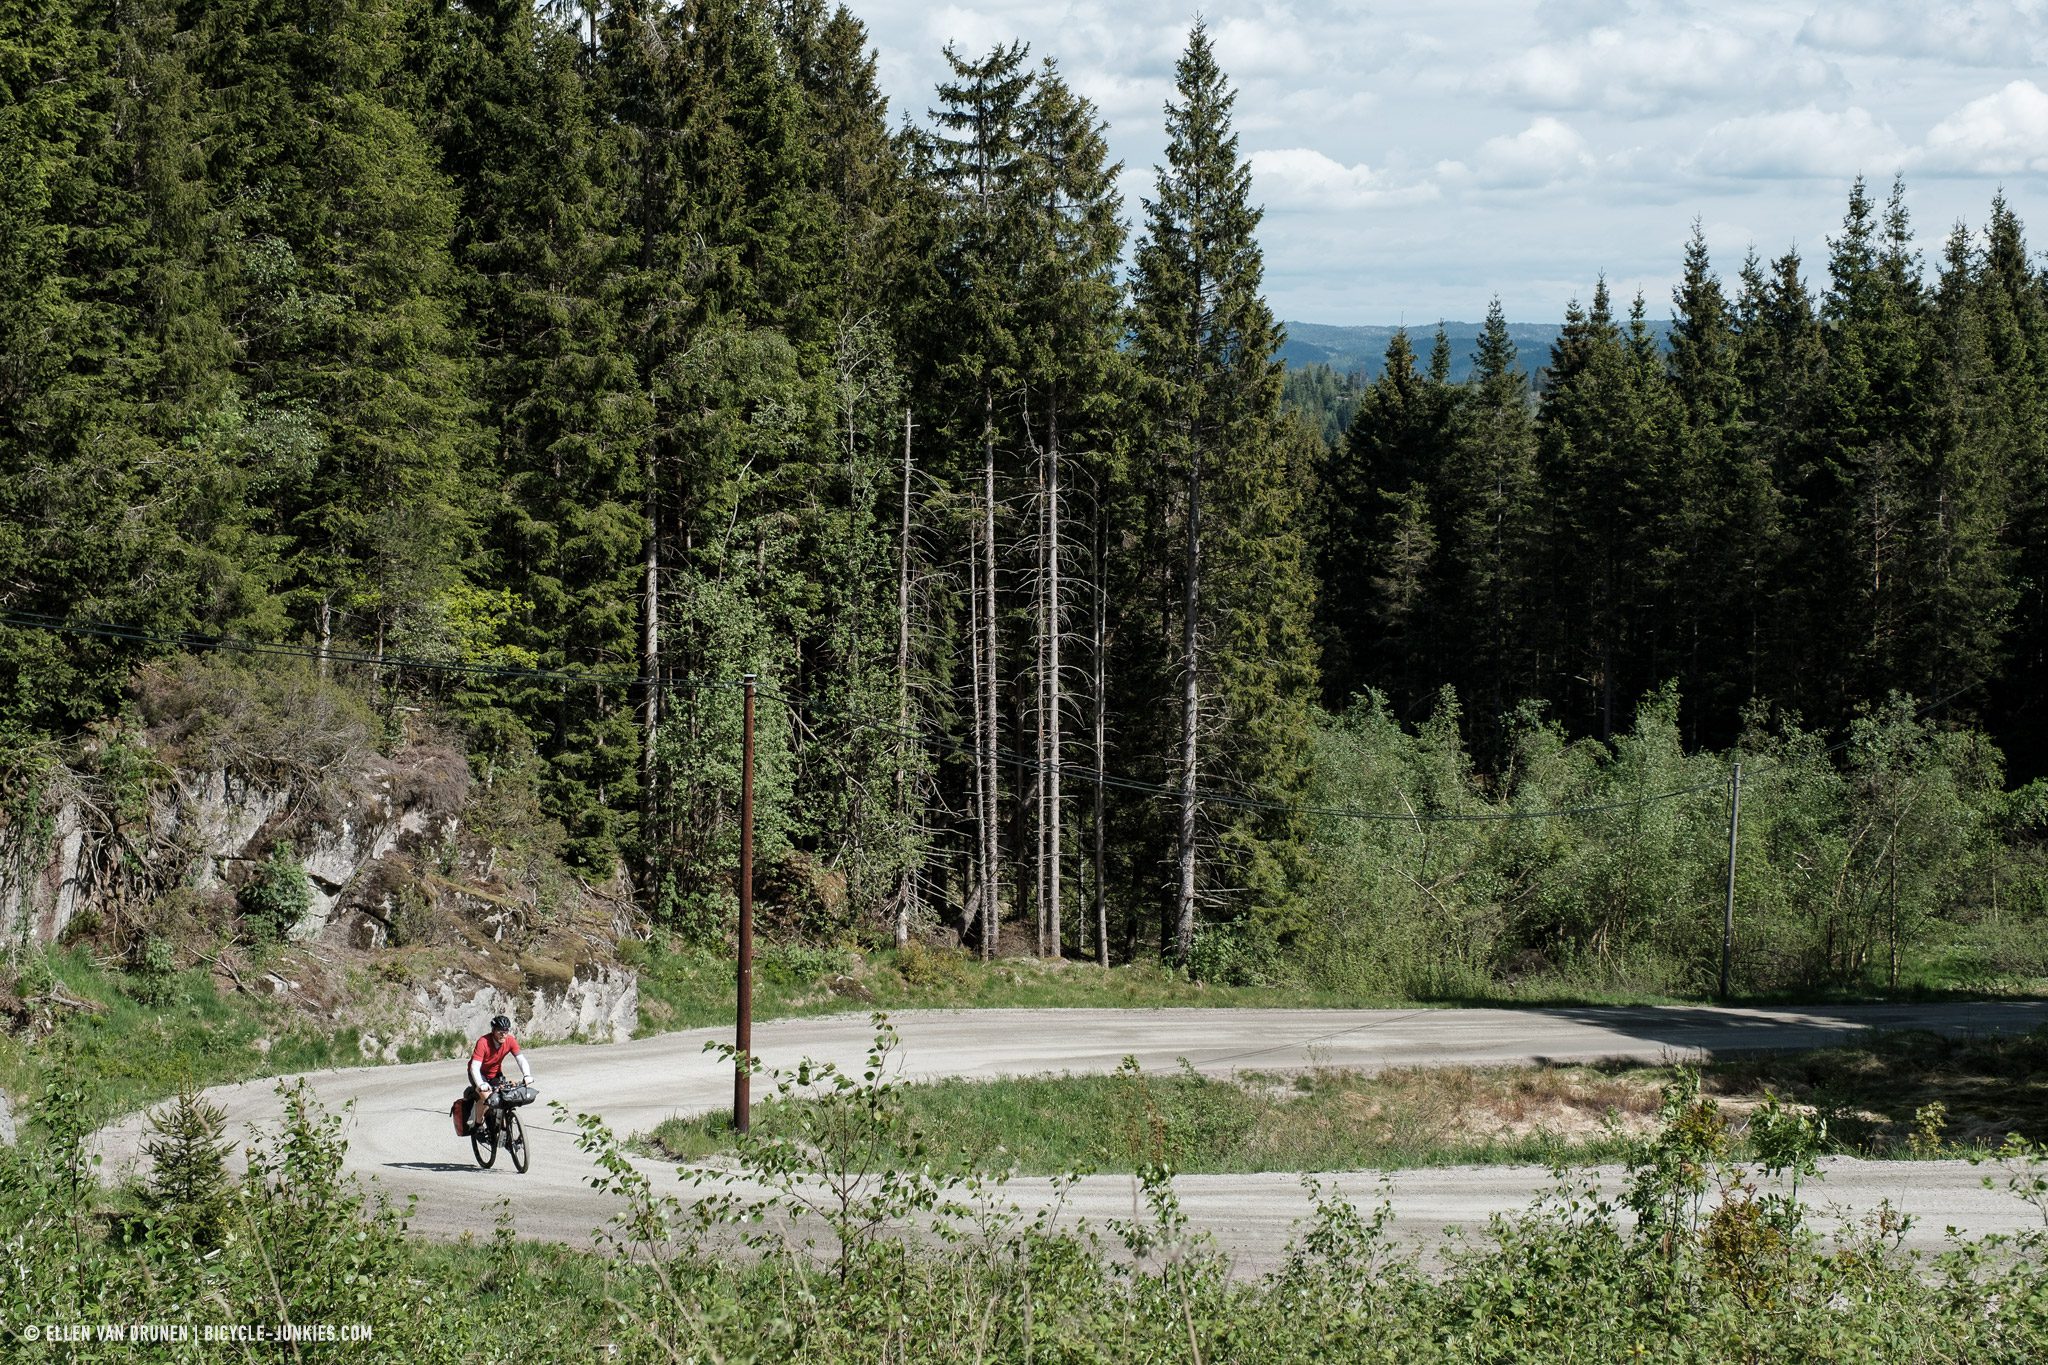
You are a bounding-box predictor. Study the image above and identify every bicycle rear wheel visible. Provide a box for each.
[505,1111,529,1173]
[470,1113,498,1169]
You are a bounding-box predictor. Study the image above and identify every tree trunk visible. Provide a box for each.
[982,400,1001,957]
[1046,408,1064,960]
[1092,493,1109,968]
[968,504,991,959]
[640,455,660,882]
[1174,442,1202,965]
[316,596,332,682]
[895,408,915,950]
[1036,445,1049,957]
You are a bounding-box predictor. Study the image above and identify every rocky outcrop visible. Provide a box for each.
[0,797,94,945]
[408,964,639,1046]
[1,720,639,1053]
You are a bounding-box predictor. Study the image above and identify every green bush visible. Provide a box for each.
[237,841,311,943]
[896,940,969,989]
[142,1085,234,1247]
[125,935,177,1006]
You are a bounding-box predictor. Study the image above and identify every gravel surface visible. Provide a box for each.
[93,1001,2048,1269]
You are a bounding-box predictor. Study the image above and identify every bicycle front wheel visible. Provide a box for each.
[505,1111,529,1173]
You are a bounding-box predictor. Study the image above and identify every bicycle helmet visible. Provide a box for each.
[490,1014,512,1032]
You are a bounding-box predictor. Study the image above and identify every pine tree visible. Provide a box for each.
[1130,24,1317,962]
[922,40,1035,955]
[429,0,647,867]
[1015,60,1125,958]
[1436,298,1536,753]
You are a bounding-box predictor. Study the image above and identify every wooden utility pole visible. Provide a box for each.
[735,674,756,1131]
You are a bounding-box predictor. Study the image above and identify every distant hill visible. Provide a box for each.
[1279,319,1672,385]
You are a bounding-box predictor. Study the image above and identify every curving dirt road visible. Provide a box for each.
[96,1002,2048,1272]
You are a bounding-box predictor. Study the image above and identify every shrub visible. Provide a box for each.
[125,935,177,1006]
[897,940,969,990]
[238,841,312,943]
[142,1085,234,1247]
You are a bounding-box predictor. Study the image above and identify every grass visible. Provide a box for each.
[628,937,1803,1035]
[0,947,369,1125]
[641,1027,2048,1176]
[629,940,1419,1033]
[632,936,2048,1037]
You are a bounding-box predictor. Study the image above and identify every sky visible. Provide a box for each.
[847,0,2048,325]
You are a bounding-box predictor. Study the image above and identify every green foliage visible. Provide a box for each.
[236,841,310,944]
[7,1019,2048,1361]
[9,0,2048,997]
[1300,680,2043,998]
[141,1084,232,1247]
[1623,1067,1729,1248]
[124,936,177,1006]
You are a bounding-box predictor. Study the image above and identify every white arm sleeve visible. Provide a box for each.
[469,1059,486,1090]
[515,1052,533,1083]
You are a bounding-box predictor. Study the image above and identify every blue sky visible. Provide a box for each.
[851,0,2048,324]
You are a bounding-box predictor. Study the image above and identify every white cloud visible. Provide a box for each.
[1798,2,2045,66]
[1478,21,1836,116]
[864,0,2048,321]
[1247,147,1440,209]
[1688,106,1906,179]
[1449,117,1598,189]
[1915,80,2048,173]
[1210,10,1324,79]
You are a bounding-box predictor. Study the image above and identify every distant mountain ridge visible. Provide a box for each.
[1280,319,1672,385]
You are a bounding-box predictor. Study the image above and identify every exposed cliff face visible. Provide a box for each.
[0,662,638,1045]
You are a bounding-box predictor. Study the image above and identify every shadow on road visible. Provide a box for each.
[1511,1001,2048,1059]
[383,1161,490,1174]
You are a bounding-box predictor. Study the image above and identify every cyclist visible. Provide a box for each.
[466,1013,535,1134]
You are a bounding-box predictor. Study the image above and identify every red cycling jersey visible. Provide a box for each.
[470,1032,521,1083]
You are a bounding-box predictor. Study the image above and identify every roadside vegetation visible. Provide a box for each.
[4,916,2043,1129]
[8,1018,2048,1363]
[644,1028,2048,1175]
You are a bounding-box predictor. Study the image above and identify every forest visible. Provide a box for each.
[6,0,2048,998]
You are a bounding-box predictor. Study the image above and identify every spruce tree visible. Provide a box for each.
[1317,329,1455,713]
[197,0,480,666]
[1130,23,1317,961]
[1436,298,1537,754]
[1810,177,1929,713]
[428,0,648,867]
[922,40,1034,954]
[1016,60,1125,957]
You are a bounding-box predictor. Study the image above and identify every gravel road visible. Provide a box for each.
[94,1001,2048,1272]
